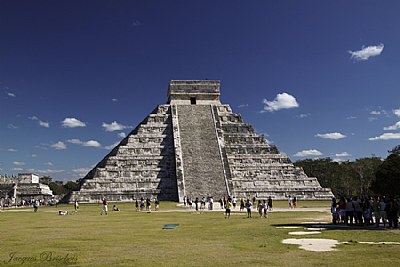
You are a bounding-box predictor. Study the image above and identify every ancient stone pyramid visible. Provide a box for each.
[67,80,333,203]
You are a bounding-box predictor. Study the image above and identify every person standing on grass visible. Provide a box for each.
[225,199,232,219]
[101,197,108,215]
[267,196,273,211]
[194,197,199,211]
[135,199,139,211]
[188,197,193,209]
[288,195,292,208]
[258,200,263,218]
[219,197,224,209]
[338,197,346,224]
[387,197,399,229]
[155,198,160,211]
[232,196,237,209]
[345,197,354,225]
[292,196,297,208]
[240,198,245,212]
[33,199,39,212]
[263,200,268,218]
[74,200,79,212]
[146,198,151,212]
[379,197,387,227]
[246,199,252,218]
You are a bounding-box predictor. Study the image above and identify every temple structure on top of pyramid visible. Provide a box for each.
[66,80,333,203]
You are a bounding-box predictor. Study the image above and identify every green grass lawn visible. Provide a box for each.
[0,201,399,267]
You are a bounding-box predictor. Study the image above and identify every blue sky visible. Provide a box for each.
[1,1,400,182]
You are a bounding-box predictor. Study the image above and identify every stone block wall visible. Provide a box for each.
[67,105,178,203]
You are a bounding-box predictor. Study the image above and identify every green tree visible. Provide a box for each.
[352,157,382,196]
[39,176,52,185]
[371,152,400,197]
[64,181,78,191]
[49,181,68,195]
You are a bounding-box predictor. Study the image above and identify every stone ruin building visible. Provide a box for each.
[0,173,53,206]
[66,80,333,203]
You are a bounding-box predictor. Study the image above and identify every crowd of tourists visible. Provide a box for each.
[182,195,274,219]
[331,196,399,229]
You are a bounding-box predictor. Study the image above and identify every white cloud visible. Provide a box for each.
[7,92,16,97]
[297,113,310,119]
[67,139,102,147]
[39,121,50,128]
[51,141,67,150]
[370,111,382,115]
[8,148,17,152]
[348,43,384,61]
[369,133,400,141]
[262,93,299,112]
[13,161,25,166]
[384,121,400,131]
[61,118,86,128]
[31,154,37,158]
[335,152,351,157]
[393,108,400,117]
[238,104,249,108]
[72,167,91,176]
[118,132,127,138]
[44,162,53,166]
[12,168,24,171]
[112,98,118,102]
[104,141,120,150]
[315,132,347,139]
[29,116,49,128]
[8,124,18,129]
[294,149,323,157]
[346,116,357,120]
[29,169,65,174]
[102,121,129,132]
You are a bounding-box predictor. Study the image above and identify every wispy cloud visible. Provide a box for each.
[72,167,91,177]
[112,98,118,102]
[262,93,299,112]
[315,132,347,139]
[6,91,16,97]
[393,108,400,117]
[51,141,67,150]
[67,139,102,147]
[102,121,130,132]
[27,168,65,174]
[294,149,323,157]
[238,104,248,108]
[132,19,141,27]
[61,118,86,128]
[369,133,400,141]
[7,148,17,152]
[348,43,384,61]
[384,121,400,131]
[297,113,310,119]
[346,116,357,120]
[335,152,351,157]
[104,141,120,150]
[29,116,50,128]
[118,132,127,138]
[7,124,18,129]
[13,161,25,166]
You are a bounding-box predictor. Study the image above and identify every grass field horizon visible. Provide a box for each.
[1,201,399,267]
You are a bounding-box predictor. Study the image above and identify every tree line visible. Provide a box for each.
[294,145,400,198]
